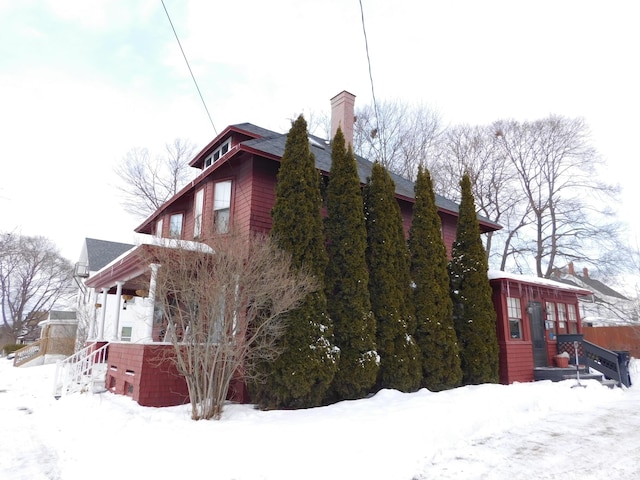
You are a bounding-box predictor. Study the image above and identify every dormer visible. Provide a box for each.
[202,137,231,169]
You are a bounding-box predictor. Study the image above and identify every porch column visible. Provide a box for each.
[98,287,109,340]
[111,281,124,340]
[87,289,97,340]
[142,263,160,343]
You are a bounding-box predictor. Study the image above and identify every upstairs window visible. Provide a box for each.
[169,213,183,238]
[155,218,163,238]
[213,180,232,234]
[194,188,204,238]
[204,139,231,169]
[507,296,523,339]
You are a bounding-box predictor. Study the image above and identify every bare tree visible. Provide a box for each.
[0,233,74,343]
[353,100,444,180]
[115,138,197,219]
[493,116,623,277]
[145,232,317,420]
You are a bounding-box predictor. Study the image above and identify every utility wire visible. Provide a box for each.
[358,0,384,163]
[161,0,217,135]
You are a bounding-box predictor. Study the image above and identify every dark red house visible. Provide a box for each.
[80,91,506,406]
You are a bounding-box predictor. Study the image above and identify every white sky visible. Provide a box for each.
[1,0,638,261]
[2,358,640,478]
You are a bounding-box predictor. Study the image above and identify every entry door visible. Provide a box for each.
[528,301,547,367]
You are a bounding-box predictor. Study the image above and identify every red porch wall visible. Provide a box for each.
[105,343,250,407]
[105,343,189,407]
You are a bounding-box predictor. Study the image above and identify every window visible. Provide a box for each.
[557,303,567,333]
[204,139,231,168]
[567,304,578,334]
[155,218,163,237]
[169,213,183,238]
[507,297,523,339]
[213,180,232,233]
[546,302,556,331]
[121,326,132,342]
[194,188,204,238]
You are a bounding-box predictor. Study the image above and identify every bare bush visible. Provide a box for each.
[143,233,317,420]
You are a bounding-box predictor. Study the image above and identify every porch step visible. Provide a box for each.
[534,367,620,387]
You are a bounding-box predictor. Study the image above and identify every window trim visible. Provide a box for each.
[506,296,523,340]
[169,213,184,238]
[204,139,231,169]
[194,188,205,238]
[213,180,232,234]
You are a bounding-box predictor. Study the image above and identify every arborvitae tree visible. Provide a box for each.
[409,166,463,391]
[250,115,338,409]
[324,128,378,402]
[363,162,421,392]
[449,173,499,385]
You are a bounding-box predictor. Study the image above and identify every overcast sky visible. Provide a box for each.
[1,0,638,262]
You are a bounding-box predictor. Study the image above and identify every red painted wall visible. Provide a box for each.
[491,277,585,384]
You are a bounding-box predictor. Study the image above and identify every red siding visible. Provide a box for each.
[491,277,586,384]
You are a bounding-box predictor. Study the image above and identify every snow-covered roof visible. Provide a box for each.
[488,270,592,295]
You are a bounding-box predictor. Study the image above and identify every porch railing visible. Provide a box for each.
[53,342,109,398]
[13,338,48,367]
[557,334,632,388]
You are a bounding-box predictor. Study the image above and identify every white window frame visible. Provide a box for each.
[121,326,132,342]
[204,139,231,169]
[155,218,163,238]
[557,303,567,331]
[213,180,232,234]
[567,304,578,334]
[507,296,523,340]
[169,213,184,238]
[194,188,204,238]
[546,301,556,330]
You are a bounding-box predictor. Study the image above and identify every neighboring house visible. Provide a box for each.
[73,238,138,343]
[551,262,638,326]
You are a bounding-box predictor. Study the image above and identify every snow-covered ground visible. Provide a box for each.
[1,358,639,480]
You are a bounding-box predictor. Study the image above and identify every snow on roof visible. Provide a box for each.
[488,270,592,295]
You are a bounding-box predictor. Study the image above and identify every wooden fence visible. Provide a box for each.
[583,325,640,358]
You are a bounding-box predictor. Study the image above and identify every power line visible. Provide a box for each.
[358,0,384,162]
[161,0,217,135]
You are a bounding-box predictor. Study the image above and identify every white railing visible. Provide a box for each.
[53,342,109,398]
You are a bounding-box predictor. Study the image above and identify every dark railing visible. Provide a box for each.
[557,334,631,388]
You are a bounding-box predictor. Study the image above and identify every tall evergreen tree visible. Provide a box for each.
[449,173,499,385]
[409,166,463,391]
[251,115,338,409]
[363,162,421,392]
[324,128,378,402]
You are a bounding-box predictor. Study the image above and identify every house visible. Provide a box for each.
[12,310,78,367]
[551,262,638,326]
[68,91,504,405]
[551,262,640,359]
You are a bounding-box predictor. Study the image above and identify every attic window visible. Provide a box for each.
[204,139,231,168]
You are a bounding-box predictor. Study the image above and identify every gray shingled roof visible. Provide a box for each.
[236,123,469,217]
[85,238,135,272]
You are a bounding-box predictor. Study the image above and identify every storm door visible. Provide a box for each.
[528,301,547,367]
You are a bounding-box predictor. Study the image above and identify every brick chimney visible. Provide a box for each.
[568,261,575,275]
[330,91,356,147]
[583,267,589,279]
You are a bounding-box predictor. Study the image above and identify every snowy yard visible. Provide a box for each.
[1,358,639,480]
